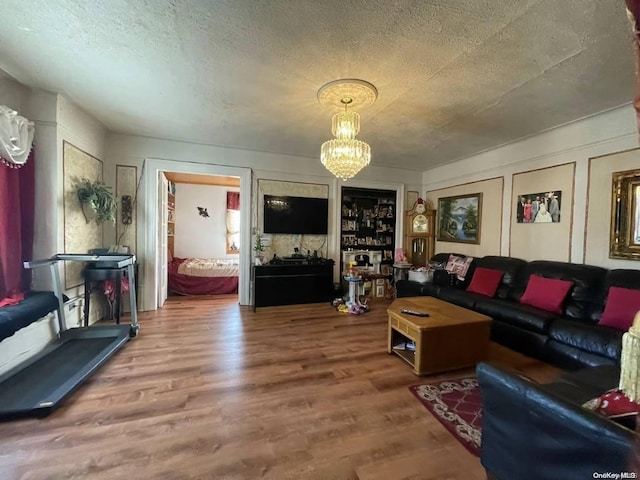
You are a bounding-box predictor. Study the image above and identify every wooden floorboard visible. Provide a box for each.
[0,296,560,480]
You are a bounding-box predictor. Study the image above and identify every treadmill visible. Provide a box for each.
[0,253,139,420]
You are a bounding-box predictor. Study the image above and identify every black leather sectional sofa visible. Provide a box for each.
[396,252,638,370]
[398,253,640,478]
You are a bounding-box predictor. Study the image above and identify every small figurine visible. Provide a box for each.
[395,247,408,263]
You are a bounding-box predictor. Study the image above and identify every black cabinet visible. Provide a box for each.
[253,262,335,310]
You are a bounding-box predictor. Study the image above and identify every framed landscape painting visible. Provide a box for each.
[437,193,482,244]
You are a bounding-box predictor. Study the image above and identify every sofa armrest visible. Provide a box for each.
[477,362,636,480]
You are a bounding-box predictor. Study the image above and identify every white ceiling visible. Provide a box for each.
[0,0,635,172]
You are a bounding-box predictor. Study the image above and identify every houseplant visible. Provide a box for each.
[254,232,265,265]
[76,178,116,225]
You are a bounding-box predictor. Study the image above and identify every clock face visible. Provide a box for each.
[412,214,428,233]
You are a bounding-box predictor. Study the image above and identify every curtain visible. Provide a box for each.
[226,192,240,253]
[626,0,640,133]
[0,149,35,300]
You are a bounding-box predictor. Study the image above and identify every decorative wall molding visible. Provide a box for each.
[509,162,576,262]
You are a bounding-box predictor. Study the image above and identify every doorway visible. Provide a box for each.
[159,172,241,306]
[142,159,251,311]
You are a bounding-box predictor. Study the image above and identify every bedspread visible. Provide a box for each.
[176,258,239,278]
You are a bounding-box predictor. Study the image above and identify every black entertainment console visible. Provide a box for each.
[252,261,335,311]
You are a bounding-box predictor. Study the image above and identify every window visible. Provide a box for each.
[226,191,240,254]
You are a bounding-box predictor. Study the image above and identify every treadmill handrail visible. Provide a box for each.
[23,258,58,269]
[22,253,139,334]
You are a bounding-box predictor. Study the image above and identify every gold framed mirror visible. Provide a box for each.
[610,168,640,260]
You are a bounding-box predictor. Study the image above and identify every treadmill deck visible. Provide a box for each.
[0,325,131,420]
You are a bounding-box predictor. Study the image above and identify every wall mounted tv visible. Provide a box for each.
[263,195,329,234]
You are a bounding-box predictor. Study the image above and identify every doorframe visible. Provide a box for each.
[142,159,252,310]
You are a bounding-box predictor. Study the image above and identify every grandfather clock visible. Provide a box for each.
[404,199,436,267]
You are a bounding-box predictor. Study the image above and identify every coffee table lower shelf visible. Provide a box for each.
[391,340,416,366]
[389,328,421,373]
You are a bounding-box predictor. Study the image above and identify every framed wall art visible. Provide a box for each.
[437,193,482,244]
[515,191,562,224]
[610,168,640,260]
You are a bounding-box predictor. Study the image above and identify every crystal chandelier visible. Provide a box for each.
[318,79,377,181]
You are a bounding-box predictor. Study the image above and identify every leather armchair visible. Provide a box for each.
[477,362,636,480]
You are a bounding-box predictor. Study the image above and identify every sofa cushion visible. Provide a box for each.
[491,319,548,359]
[474,296,556,333]
[598,286,640,331]
[520,274,573,314]
[466,267,503,297]
[395,280,438,298]
[549,319,623,361]
[474,256,527,299]
[509,261,606,323]
[545,340,620,370]
[436,287,486,309]
[0,291,60,342]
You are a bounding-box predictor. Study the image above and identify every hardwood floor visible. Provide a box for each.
[0,296,560,480]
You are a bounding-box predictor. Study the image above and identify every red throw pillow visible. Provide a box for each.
[466,267,504,297]
[520,274,573,314]
[599,286,640,331]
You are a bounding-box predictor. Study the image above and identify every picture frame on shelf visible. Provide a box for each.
[437,193,482,244]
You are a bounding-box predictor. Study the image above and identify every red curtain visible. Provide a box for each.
[0,150,35,299]
[227,191,240,210]
[626,0,640,132]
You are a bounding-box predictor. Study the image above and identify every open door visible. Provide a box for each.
[157,172,168,307]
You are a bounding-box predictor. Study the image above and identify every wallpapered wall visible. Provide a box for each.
[62,141,106,323]
[510,163,575,262]
[256,179,329,259]
[63,141,103,288]
[116,165,137,254]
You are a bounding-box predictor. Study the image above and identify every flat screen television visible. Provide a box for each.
[263,195,328,234]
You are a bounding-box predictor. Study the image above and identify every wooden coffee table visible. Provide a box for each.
[387,296,491,375]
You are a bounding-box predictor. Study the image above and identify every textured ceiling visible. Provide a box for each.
[0,0,635,171]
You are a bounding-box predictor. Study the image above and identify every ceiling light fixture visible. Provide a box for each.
[318,79,377,181]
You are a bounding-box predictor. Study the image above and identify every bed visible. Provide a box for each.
[168,257,239,295]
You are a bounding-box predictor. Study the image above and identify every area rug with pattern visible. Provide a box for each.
[409,377,482,456]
